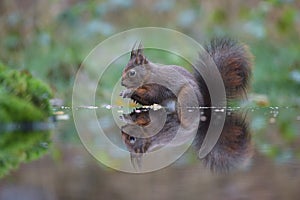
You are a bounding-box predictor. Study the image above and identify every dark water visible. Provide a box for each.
[0,105,300,200]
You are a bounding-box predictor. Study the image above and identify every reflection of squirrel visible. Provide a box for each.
[121,109,252,172]
[121,108,181,169]
[120,38,253,172]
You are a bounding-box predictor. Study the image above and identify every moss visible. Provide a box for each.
[0,62,53,178]
[0,94,46,122]
[0,63,53,121]
[0,131,51,177]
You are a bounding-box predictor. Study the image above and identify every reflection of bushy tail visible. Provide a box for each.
[194,38,253,106]
[196,114,253,173]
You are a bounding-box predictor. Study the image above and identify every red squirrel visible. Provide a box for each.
[120,38,252,107]
[120,38,253,172]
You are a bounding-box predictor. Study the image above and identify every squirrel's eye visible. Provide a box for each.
[128,69,136,77]
[129,136,136,144]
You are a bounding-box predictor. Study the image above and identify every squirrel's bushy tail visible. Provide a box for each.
[194,38,253,105]
[194,38,253,172]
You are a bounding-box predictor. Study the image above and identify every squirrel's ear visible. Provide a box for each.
[137,42,143,55]
[130,41,138,59]
[133,42,148,65]
[135,53,148,65]
[130,42,148,65]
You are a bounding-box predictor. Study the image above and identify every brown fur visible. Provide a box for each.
[120,38,254,172]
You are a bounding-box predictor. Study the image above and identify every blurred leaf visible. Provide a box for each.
[243,20,266,38]
[153,0,174,13]
[4,35,21,50]
[290,70,300,83]
[211,9,227,24]
[277,7,296,33]
[85,20,115,36]
[6,12,21,27]
[177,9,197,27]
[109,0,133,8]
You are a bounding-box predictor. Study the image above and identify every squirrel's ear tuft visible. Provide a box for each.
[137,42,143,55]
[130,41,138,59]
[130,42,148,65]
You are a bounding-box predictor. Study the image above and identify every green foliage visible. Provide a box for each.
[277,7,297,34]
[0,131,51,178]
[0,63,53,120]
[0,95,45,122]
[251,41,300,105]
[0,62,53,177]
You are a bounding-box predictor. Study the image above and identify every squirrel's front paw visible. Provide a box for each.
[120,89,133,98]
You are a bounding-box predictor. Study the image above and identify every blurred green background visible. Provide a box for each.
[0,0,300,199]
[1,0,300,103]
[1,0,299,101]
